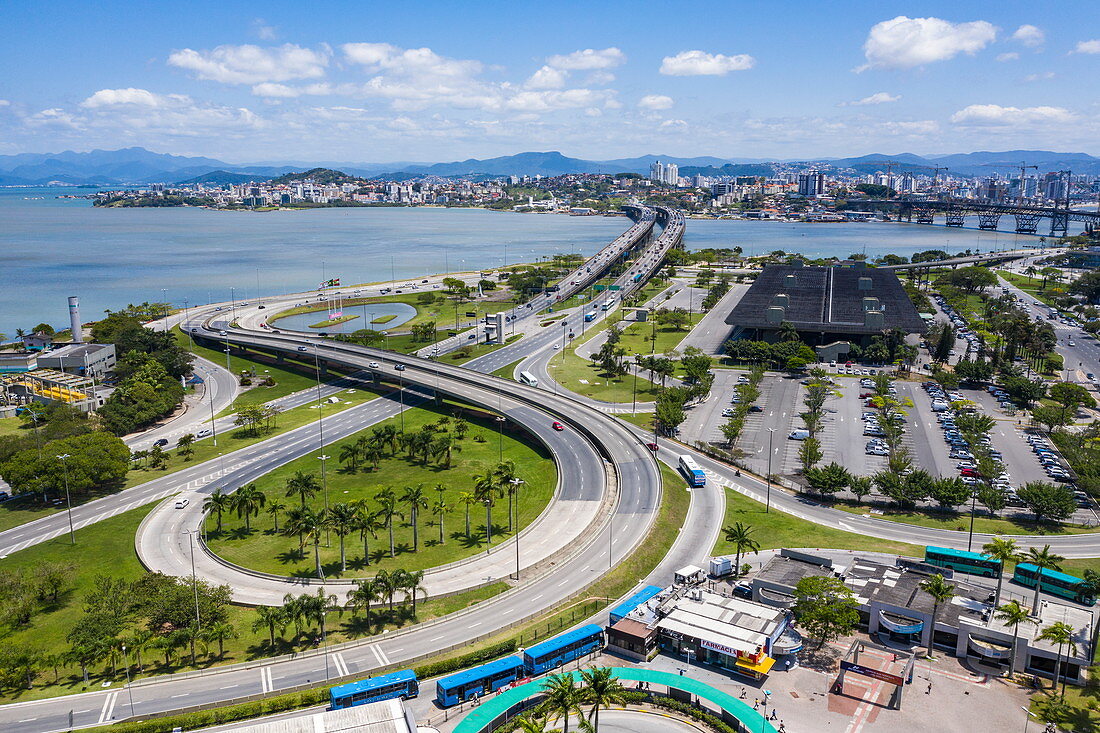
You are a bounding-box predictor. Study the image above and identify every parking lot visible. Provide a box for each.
[682,366,1099,524]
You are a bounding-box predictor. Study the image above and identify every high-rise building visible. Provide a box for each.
[1042,172,1066,203]
[648,160,679,186]
[797,171,824,197]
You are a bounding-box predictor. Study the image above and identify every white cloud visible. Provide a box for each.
[250,82,341,98]
[545,48,625,70]
[844,92,901,106]
[1022,72,1055,82]
[1011,25,1044,47]
[504,89,615,113]
[950,104,1075,126]
[1074,40,1100,55]
[168,44,329,84]
[583,70,616,86]
[252,19,277,41]
[525,65,568,90]
[660,119,687,129]
[81,88,190,108]
[343,43,482,78]
[858,16,997,70]
[660,50,755,76]
[638,94,674,110]
[996,52,1020,62]
[0,99,10,107]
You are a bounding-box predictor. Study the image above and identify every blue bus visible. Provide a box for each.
[678,455,706,488]
[632,272,643,283]
[329,669,419,709]
[583,311,597,322]
[924,546,1002,578]
[1013,563,1096,606]
[523,624,604,675]
[435,655,526,707]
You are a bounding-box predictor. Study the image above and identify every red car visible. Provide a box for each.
[552,421,564,431]
[960,468,981,478]
[645,442,659,452]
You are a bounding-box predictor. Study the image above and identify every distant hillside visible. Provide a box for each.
[2,146,1099,185]
[176,170,270,186]
[268,168,362,185]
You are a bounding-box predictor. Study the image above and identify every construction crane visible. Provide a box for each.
[982,162,1038,204]
[863,160,948,195]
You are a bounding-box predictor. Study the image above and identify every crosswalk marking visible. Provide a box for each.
[97,691,118,724]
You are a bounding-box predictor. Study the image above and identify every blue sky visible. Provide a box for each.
[1,1,1098,162]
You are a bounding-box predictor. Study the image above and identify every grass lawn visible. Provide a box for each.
[999,271,1061,308]
[491,359,524,380]
[713,487,923,558]
[206,400,556,579]
[830,502,1098,537]
[1030,687,1100,732]
[0,416,24,438]
[616,412,657,430]
[446,334,524,365]
[0,502,508,703]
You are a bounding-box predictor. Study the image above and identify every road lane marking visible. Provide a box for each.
[98,691,118,724]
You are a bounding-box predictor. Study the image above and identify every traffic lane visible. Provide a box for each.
[899,382,955,480]
[741,375,800,477]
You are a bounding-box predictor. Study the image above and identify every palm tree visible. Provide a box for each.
[232,483,266,533]
[401,484,428,553]
[349,578,381,624]
[981,536,1019,609]
[494,461,519,532]
[328,503,359,572]
[351,504,383,566]
[338,442,361,472]
[543,672,582,733]
[578,666,628,733]
[1023,545,1065,615]
[993,600,1036,678]
[283,506,328,578]
[204,621,237,658]
[285,470,321,508]
[127,629,154,672]
[474,471,499,546]
[1037,621,1078,698]
[176,433,195,461]
[203,488,232,533]
[373,570,398,614]
[722,522,760,579]
[432,498,449,544]
[918,574,956,658]
[458,491,477,537]
[403,569,427,616]
[252,606,287,647]
[266,499,287,532]
[374,487,401,558]
[510,714,551,732]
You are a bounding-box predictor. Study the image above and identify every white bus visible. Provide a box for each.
[518,371,539,387]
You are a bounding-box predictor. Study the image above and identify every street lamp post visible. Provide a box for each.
[766,429,775,513]
[319,454,330,546]
[510,478,524,580]
[161,288,168,334]
[760,690,772,733]
[967,491,978,552]
[182,530,202,634]
[630,357,639,415]
[322,611,330,682]
[56,453,75,544]
[496,416,505,463]
[208,378,218,447]
[121,644,136,718]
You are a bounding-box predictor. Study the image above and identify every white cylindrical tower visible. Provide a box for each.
[68,296,83,343]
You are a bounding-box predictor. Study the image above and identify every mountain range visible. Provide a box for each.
[2,147,1098,186]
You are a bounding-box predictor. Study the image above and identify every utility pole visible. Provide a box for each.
[57,453,75,543]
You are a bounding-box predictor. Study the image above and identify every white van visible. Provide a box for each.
[788,429,810,441]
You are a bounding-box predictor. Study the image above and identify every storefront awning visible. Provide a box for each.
[736,655,776,675]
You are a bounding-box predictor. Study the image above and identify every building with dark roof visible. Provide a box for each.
[725,262,926,346]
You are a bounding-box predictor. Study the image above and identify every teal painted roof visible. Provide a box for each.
[452,666,777,733]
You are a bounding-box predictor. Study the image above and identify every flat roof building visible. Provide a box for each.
[36,343,116,380]
[724,262,926,346]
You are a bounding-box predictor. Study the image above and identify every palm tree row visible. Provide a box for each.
[251,572,428,650]
[514,667,628,733]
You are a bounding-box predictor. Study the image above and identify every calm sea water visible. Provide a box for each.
[0,187,1036,337]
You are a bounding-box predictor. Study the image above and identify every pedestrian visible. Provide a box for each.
[771,709,778,720]
[754,699,760,710]
[926,682,932,694]
[779,724,786,733]
[740,688,747,699]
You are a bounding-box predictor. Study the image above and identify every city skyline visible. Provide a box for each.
[2,1,1099,162]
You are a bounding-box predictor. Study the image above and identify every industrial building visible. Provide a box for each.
[746,550,1094,684]
[724,261,926,346]
[36,342,116,380]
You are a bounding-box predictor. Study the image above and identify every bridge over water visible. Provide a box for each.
[860,199,1100,237]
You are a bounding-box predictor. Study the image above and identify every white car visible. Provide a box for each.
[368,361,380,369]
[174,498,189,509]
[196,428,211,438]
